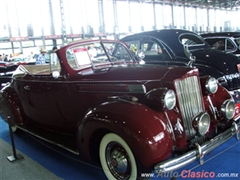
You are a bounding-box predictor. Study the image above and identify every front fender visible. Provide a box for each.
[0,86,24,125]
[78,100,174,168]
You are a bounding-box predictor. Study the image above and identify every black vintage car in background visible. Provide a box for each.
[121,29,240,118]
[0,56,36,87]
[201,32,240,56]
[0,62,18,86]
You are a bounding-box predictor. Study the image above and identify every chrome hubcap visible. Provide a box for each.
[106,142,131,179]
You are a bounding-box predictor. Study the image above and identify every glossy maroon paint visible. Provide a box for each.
[0,39,237,171]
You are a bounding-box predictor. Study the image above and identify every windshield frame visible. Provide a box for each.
[54,39,138,78]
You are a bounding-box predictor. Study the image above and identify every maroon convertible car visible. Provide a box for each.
[0,39,239,179]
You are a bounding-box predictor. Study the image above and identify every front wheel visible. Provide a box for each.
[99,133,147,180]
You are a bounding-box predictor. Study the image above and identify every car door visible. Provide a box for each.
[20,65,80,134]
[22,76,63,122]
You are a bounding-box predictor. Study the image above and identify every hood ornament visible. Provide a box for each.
[137,51,146,64]
[184,45,196,68]
[174,118,183,134]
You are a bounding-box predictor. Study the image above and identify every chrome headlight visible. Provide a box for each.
[163,90,176,110]
[221,99,235,120]
[205,77,218,94]
[192,112,210,136]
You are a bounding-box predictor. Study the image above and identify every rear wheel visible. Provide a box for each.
[99,133,148,180]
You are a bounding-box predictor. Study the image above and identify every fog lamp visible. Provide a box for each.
[221,99,235,120]
[192,112,210,136]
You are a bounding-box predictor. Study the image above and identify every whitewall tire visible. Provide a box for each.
[99,133,138,180]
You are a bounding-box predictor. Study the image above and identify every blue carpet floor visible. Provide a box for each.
[1,118,240,180]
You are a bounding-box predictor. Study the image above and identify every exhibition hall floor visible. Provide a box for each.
[1,118,240,180]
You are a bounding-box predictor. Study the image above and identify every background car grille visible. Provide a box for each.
[224,73,240,91]
[174,76,203,138]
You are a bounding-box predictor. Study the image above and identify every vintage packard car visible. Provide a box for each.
[121,29,240,116]
[0,39,239,180]
[201,32,240,56]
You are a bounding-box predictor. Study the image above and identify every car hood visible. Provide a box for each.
[190,48,240,74]
[78,64,198,83]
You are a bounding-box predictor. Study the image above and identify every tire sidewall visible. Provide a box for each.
[99,133,138,180]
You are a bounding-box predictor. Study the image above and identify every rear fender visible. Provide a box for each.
[0,87,24,125]
[77,101,174,168]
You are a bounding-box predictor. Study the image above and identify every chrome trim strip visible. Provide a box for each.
[77,84,146,93]
[164,111,176,148]
[154,121,240,173]
[128,84,146,93]
[207,95,217,120]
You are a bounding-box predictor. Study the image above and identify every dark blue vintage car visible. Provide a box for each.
[121,29,240,119]
[201,32,240,56]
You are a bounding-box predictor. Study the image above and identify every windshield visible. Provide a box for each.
[66,42,133,70]
[179,33,205,46]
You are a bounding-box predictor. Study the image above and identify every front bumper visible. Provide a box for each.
[229,90,240,121]
[154,121,240,173]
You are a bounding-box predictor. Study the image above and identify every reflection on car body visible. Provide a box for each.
[1,39,239,180]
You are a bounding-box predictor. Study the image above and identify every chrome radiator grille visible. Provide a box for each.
[174,76,203,138]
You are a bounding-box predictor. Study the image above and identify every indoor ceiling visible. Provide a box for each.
[140,0,240,9]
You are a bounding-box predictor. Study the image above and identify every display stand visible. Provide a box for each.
[6,116,24,162]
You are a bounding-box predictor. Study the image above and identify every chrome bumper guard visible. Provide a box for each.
[154,121,240,173]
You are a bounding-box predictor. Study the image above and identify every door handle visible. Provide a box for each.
[24,85,31,90]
